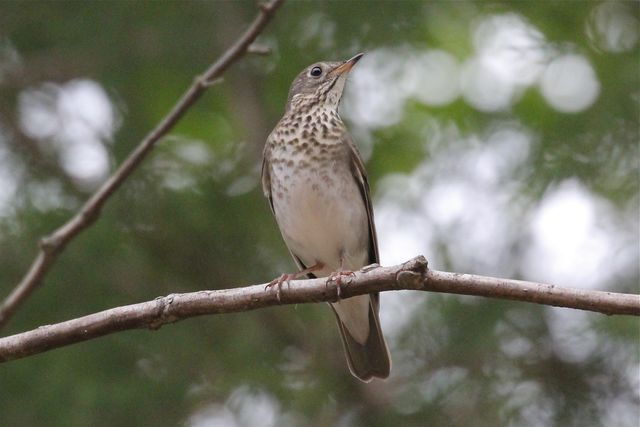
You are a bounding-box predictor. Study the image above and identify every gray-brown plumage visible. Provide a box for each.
[262,53,391,381]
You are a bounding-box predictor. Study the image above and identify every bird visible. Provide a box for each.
[261,53,391,382]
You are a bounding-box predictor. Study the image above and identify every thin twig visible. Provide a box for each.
[0,0,286,331]
[0,256,638,362]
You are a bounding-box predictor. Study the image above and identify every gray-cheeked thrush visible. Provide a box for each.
[262,53,391,381]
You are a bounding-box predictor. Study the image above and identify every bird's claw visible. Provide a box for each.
[326,270,355,300]
[266,273,294,302]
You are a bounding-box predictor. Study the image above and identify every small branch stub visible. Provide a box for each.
[38,236,58,254]
[248,43,272,55]
[397,256,428,289]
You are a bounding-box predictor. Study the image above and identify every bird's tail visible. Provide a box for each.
[331,295,391,382]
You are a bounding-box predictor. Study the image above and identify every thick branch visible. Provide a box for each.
[1,256,638,362]
[0,0,286,330]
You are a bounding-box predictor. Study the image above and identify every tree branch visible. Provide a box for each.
[0,0,286,330]
[1,256,638,363]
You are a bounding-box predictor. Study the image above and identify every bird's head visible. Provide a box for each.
[285,53,363,112]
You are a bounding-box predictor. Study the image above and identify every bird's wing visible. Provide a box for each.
[344,132,379,266]
[343,132,380,310]
[261,138,274,206]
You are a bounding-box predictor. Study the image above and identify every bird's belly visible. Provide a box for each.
[271,164,369,276]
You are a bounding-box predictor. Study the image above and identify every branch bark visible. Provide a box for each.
[1,256,638,363]
[0,0,286,330]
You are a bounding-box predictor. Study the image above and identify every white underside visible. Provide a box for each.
[271,163,371,343]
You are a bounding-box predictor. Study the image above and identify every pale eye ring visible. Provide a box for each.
[310,66,322,77]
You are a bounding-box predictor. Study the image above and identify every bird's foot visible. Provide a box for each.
[266,273,296,302]
[266,263,325,302]
[326,270,356,299]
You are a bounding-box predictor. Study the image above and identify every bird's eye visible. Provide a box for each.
[310,66,323,77]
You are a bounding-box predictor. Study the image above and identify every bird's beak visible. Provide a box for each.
[334,53,364,75]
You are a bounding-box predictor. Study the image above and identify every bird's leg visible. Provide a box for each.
[326,255,355,300]
[266,262,324,302]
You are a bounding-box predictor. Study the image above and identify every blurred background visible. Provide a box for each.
[0,1,638,426]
